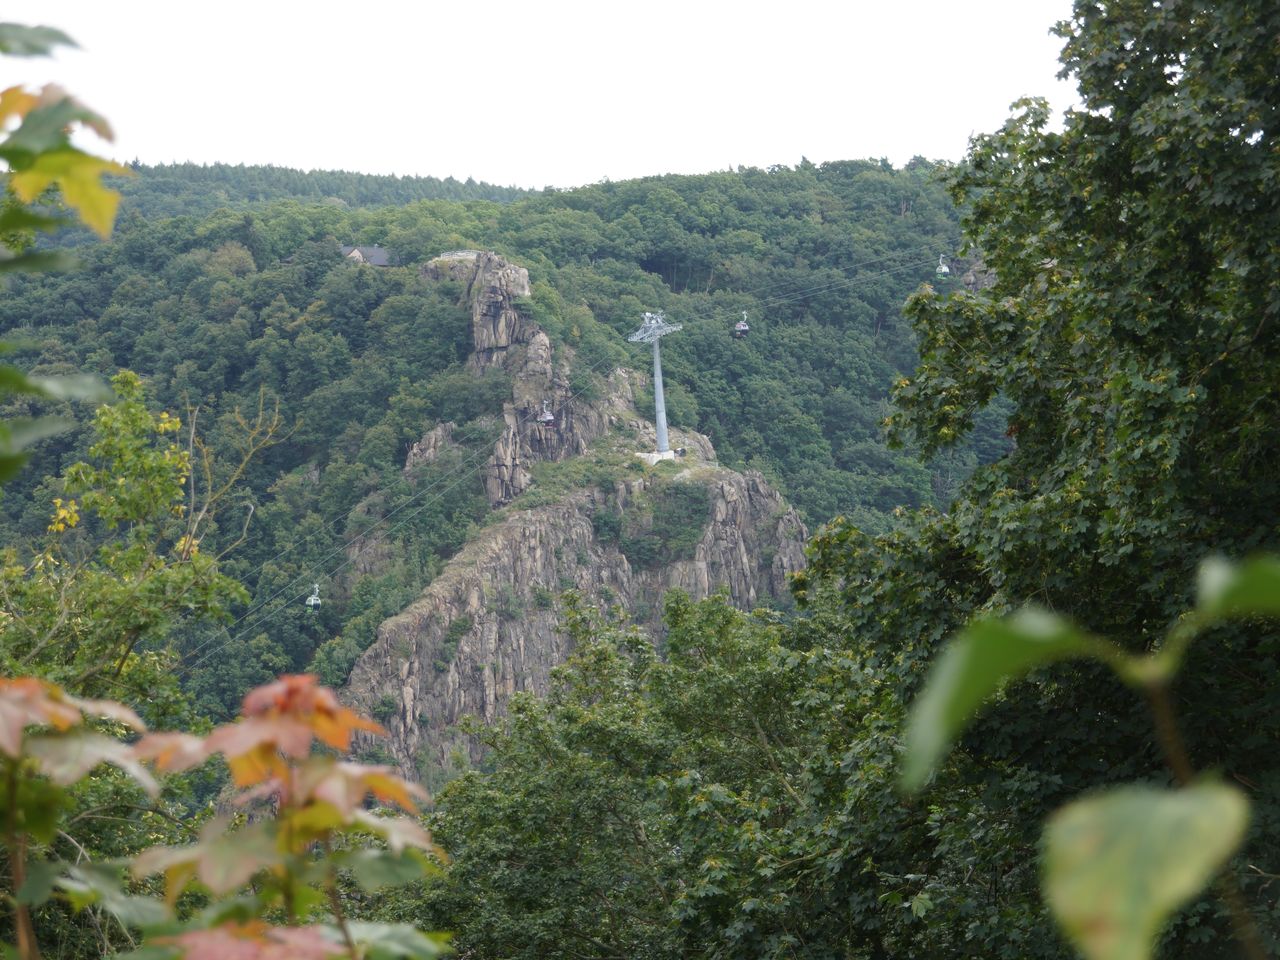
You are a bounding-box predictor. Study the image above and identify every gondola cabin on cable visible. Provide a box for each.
[305,583,322,609]
[537,400,556,427]
[935,254,950,281]
[733,311,750,339]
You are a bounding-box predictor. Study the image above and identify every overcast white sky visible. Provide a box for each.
[14,1,1077,189]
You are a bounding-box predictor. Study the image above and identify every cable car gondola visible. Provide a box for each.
[935,255,950,281]
[733,311,750,339]
[537,400,556,427]
[305,583,322,609]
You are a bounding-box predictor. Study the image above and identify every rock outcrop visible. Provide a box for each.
[345,464,807,778]
[404,422,456,471]
[423,249,625,506]
[343,250,809,782]
[423,250,534,372]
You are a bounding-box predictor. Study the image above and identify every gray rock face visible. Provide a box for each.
[343,251,809,780]
[345,466,807,778]
[404,422,456,472]
[424,249,627,506]
[423,250,533,371]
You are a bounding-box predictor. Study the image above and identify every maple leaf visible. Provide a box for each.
[10,147,127,238]
[64,695,145,731]
[350,809,439,855]
[157,921,343,960]
[204,715,312,787]
[240,675,382,751]
[299,759,427,815]
[133,820,279,900]
[0,85,39,126]
[196,677,386,788]
[133,731,210,773]
[0,678,144,759]
[0,679,77,756]
[26,731,158,796]
[270,760,427,849]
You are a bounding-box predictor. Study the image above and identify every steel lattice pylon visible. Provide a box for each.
[627,311,682,453]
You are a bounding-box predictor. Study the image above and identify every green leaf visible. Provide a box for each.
[26,731,159,796]
[339,848,430,892]
[1197,555,1280,620]
[0,452,28,485]
[2,99,111,159]
[0,23,76,56]
[0,250,77,273]
[189,894,265,928]
[15,859,63,906]
[10,147,126,238]
[1044,783,1249,960]
[0,206,65,233]
[1,416,75,452]
[26,373,112,402]
[902,608,1106,791]
[110,948,178,960]
[0,366,45,394]
[60,863,171,928]
[133,821,279,897]
[346,922,451,960]
[14,777,67,842]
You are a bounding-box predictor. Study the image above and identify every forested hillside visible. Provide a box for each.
[108,162,529,221]
[0,158,992,718]
[5,3,1275,959]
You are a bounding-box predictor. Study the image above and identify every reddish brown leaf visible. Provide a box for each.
[286,758,426,821]
[322,761,425,814]
[239,675,383,751]
[0,678,87,757]
[66,695,145,731]
[205,716,311,786]
[359,767,428,812]
[158,921,343,960]
[206,716,314,759]
[231,777,284,808]
[310,705,382,751]
[134,732,209,772]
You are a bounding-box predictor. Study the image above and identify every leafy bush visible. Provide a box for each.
[0,673,447,960]
[372,693,399,725]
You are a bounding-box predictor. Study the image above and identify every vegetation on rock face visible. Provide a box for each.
[616,479,712,571]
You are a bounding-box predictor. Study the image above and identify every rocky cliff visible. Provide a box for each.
[345,463,807,779]
[424,250,622,506]
[343,251,808,781]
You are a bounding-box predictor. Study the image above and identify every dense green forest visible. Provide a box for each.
[2,1,1278,959]
[0,151,993,719]
[106,162,529,222]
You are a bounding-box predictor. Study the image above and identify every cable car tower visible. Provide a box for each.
[627,310,682,457]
